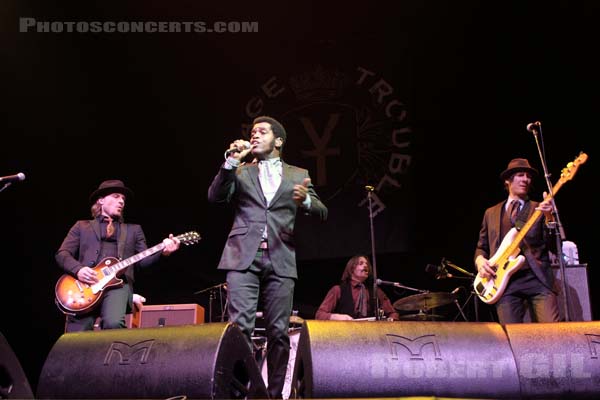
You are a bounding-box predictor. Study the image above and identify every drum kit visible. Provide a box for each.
[393,291,458,321]
[388,258,476,321]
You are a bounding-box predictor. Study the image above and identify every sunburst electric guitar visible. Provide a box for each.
[473,153,587,304]
[55,231,201,315]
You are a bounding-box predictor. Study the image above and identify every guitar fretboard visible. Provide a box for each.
[106,243,166,275]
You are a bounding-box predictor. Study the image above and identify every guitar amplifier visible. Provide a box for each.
[552,263,592,321]
[132,303,205,328]
[523,263,592,322]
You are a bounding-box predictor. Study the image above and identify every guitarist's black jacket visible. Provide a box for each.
[56,217,161,287]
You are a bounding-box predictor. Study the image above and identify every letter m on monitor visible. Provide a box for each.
[103,339,155,365]
[386,334,442,360]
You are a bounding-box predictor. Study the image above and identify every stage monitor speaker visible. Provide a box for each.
[132,303,205,328]
[36,323,267,399]
[0,331,34,399]
[290,320,521,399]
[505,321,600,398]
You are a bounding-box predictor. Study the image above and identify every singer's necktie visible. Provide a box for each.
[106,216,115,238]
[509,200,520,226]
[258,159,282,244]
[258,159,282,206]
[356,283,368,318]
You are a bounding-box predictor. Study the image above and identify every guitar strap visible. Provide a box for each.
[117,223,127,260]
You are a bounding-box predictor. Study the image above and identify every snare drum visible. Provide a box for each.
[259,330,301,400]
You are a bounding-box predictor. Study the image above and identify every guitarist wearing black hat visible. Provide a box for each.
[474,158,560,324]
[55,179,181,332]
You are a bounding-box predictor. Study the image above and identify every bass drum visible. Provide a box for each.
[260,329,301,400]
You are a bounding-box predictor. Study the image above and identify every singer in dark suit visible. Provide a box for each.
[208,116,327,399]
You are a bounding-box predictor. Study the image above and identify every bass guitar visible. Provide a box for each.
[55,231,201,315]
[473,153,587,304]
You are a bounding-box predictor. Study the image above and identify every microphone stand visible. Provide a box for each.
[530,123,570,321]
[0,182,13,193]
[194,283,227,323]
[365,185,383,320]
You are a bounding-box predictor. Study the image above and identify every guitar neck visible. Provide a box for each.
[504,179,565,257]
[107,243,165,275]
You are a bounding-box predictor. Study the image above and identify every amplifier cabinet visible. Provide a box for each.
[523,263,592,322]
[552,263,592,321]
[132,303,205,328]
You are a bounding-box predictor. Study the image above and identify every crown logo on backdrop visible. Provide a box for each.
[289,65,346,102]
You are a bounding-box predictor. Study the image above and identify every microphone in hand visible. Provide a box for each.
[225,140,251,157]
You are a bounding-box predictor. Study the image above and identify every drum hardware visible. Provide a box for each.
[426,257,480,321]
[289,315,304,326]
[393,292,457,312]
[193,282,228,322]
[399,311,445,321]
[258,330,301,400]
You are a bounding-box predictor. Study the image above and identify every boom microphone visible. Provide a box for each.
[376,278,403,288]
[526,121,541,133]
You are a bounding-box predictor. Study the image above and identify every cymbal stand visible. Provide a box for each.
[451,288,469,321]
[442,259,479,322]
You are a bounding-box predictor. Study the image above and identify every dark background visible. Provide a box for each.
[2,1,598,393]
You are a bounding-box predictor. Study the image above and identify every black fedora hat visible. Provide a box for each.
[89,180,134,203]
[500,158,538,180]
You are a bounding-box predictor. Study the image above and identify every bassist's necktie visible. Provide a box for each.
[509,200,520,226]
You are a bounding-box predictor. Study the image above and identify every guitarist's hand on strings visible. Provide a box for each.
[77,266,98,285]
[475,255,496,280]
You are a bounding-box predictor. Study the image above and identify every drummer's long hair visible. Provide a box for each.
[340,254,371,283]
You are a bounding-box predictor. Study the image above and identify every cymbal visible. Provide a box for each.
[399,313,445,321]
[393,292,456,311]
